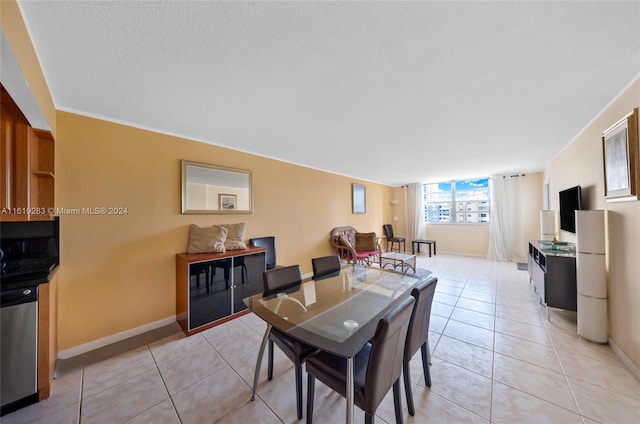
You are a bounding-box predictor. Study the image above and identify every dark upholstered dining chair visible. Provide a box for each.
[311,255,341,280]
[383,224,405,252]
[251,265,317,420]
[250,236,279,270]
[305,295,416,424]
[403,276,438,416]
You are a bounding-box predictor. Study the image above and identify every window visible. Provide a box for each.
[424,179,490,224]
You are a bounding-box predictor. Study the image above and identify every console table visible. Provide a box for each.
[528,241,576,318]
[176,246,266,335]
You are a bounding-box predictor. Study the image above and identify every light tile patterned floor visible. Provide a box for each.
[4,254,640,423]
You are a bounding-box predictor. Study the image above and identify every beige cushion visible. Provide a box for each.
[356,232,378,251]
[220,223,247,250]
[188,224,227,253]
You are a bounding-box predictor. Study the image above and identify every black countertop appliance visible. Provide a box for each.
[0,217,59,416]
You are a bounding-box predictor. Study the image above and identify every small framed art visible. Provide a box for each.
[352,183,366,214]
[219,194,237,210]
[602,108,638,201]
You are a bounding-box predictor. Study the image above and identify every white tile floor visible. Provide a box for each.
[4,254,640,423]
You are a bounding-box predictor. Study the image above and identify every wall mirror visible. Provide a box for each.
[181,160,253,214]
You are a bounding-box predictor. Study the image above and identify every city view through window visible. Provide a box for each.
[424,179,490,223]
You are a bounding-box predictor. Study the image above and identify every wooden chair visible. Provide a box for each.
[306,296,416,424]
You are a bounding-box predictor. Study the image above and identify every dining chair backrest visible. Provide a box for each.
[405,277,438,359]
[255,263,312,420]
[262,264,302,294]
[383,224,394,239]
[364,295,415,414]
[250,236,277,270]
[311,255,341,280]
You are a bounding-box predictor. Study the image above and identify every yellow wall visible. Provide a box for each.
[424,224,489,256]
[0,0,56,136]
[55,111,392,350]
[545,77,640,368]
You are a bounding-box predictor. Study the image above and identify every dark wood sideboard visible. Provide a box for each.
[176,246,266,336]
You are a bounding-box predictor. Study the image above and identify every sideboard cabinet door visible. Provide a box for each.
[231,252,267,314]
[178,248,266,335]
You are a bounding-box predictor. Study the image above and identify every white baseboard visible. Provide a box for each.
[430,250,485,258]
[57,315,176,360]
[609,337,640,382]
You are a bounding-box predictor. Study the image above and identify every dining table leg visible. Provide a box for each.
[346,356,354,424]
[251,324,272,401]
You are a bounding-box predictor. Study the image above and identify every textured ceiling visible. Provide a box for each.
[16,1,640,186]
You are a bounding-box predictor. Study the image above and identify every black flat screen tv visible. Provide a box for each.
[559,185,582,233]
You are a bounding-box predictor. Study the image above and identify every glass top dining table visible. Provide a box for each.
[243,264,423,424]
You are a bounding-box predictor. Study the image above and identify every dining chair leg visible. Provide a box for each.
[393,379,403,424]
[365,413,374,424]
[295,364,303,420]
[421,343,431,387]
[403,359,415,416]
[252,324,272,401]
[239,264,247,284]
[223,265,230,290]
[267,339,274,380]
[427,340,432,365]
[306,373,315,424]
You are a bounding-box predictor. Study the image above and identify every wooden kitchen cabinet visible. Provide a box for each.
[1,85,55,221]
[37,271,58,400]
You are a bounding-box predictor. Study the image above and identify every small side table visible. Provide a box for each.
[412,239,436,257]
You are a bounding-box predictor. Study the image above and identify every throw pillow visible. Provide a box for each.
[356,232,378,251]
[220,223,247,250]
[188,224,227,253]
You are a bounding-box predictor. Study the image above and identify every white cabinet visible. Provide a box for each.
[575,210,607,343]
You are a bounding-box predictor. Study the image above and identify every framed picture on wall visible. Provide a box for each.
[219,194,237,210]
[352,183,366,214]
[602,108,638,201]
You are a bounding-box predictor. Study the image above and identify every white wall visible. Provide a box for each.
[545,76,640,369]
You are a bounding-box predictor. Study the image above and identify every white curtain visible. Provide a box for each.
[403,183,425,243]
[487,175,525,262]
